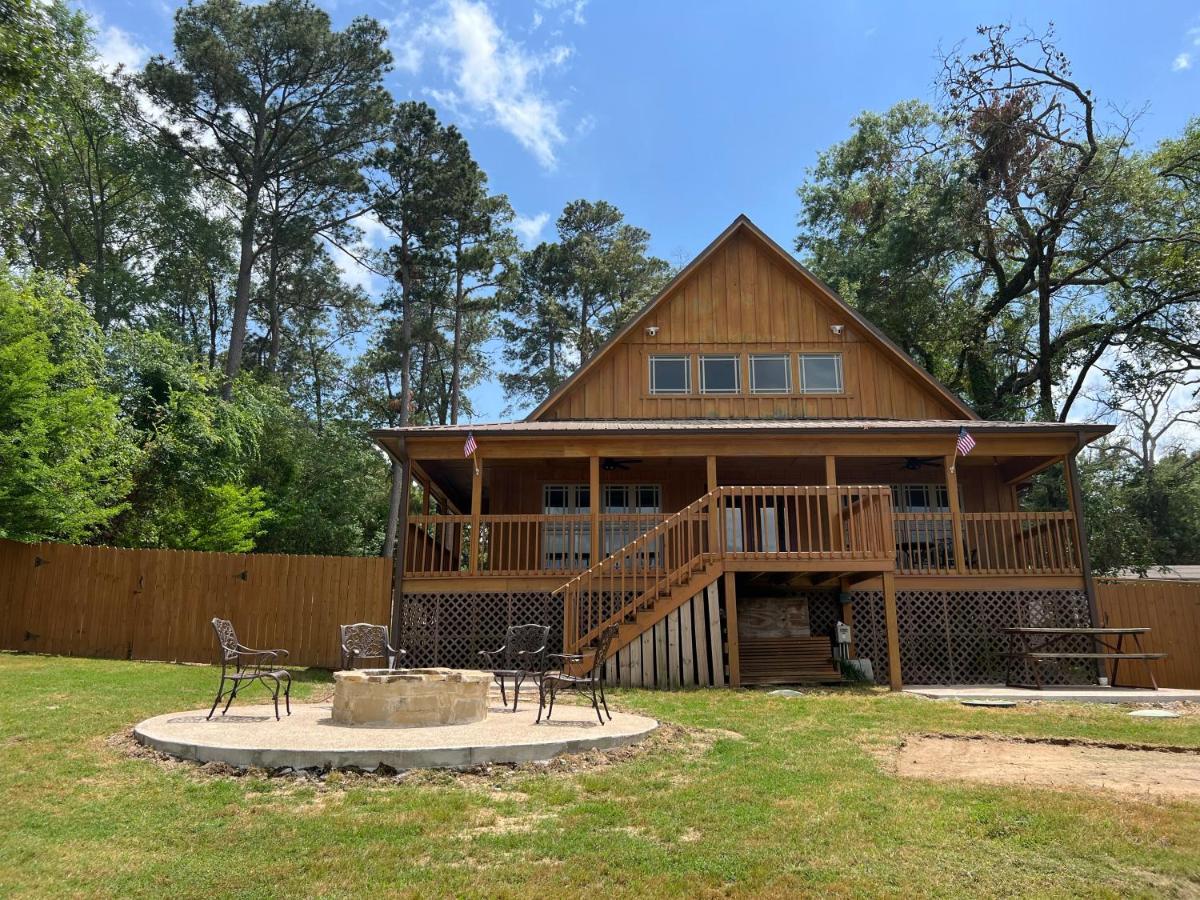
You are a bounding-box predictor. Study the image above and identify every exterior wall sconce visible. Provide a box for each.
[830,324,845,336]
[645,325,660,337]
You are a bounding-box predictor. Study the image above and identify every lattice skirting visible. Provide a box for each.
[399,592,563,670]
[850,589,1094,685]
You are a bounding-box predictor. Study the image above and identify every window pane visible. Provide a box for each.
[636,486,661,512]
[750,355,790,393]
[800,354,842,393]
[603,485,629,513]
[544,485,568,513]
[650,355,689,393]
[700,355,739,393]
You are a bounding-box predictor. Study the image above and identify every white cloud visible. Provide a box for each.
[94,24,149,74]
[1173,52,1193,72]
[394,0,574,169]
[512,211,550,245]
[537,0,588,27]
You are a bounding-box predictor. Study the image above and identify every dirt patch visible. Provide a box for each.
[893,733,1200,802]
[109,720,725,790]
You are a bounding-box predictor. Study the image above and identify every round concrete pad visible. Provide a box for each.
[134,701,658,770]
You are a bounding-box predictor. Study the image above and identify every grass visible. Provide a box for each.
[1,653,1198,898]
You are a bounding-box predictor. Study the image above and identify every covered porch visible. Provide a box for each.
[391,448,1087,584]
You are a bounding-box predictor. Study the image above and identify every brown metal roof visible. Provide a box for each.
[373,418,1113,440]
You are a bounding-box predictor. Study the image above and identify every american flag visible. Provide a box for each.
[463,432,478,459]
[955,426,976,457]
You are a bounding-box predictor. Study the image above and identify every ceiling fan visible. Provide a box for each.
[602,457,642,471]
[903,457,942,471]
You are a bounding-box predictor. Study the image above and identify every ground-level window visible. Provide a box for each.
[699,355,740,393]
[649,355,690,394]
[749,354,791,393]
[543,483,662,569]
[891,484,950,512]
[798,353,843,393]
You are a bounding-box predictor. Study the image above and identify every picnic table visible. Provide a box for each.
[1003,627,1167,690]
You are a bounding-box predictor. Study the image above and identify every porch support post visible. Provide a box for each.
[589,455,601,564]
[882,571,902,690]
[388,452,413,648]
[706,455,719,553]
[824,455,840,550]
[944,454,966,574]
[723,571,740,687]
[1065,448,1105,682]
[468,456,483,575]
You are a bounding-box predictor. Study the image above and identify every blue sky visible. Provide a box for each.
[87,0,1200,421]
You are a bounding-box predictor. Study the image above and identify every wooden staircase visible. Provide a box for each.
[556,485,896,664]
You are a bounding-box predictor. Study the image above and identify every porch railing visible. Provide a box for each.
[894,510,1080,575]
[404,504,1081,578]
[403,513,667,577]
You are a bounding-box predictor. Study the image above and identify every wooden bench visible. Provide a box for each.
[738,636,842,685]
[1004,627,1167,689]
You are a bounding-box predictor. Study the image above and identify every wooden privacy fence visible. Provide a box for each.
[0,539,392,669]
[1096,579,1200,689]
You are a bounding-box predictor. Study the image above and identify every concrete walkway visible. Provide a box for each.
[904,684,1200,704]
[134,700,658,771]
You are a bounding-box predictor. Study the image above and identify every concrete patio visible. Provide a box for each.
[134,699,658,771]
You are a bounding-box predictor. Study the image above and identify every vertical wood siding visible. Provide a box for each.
[540,230,965,421]
[0,539,392,669]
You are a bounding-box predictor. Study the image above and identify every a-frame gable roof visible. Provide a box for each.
[526,214,978,422]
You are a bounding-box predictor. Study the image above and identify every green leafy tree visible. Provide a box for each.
[141,0,392,398]
[0,265,134,541]
[797,24,1195,420]
[103,330,274,551]
[500,201,670,408]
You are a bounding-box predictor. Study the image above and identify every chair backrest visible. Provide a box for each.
[212,618,239,663]
[589,625,620,679]
[505,623,550,670]
[340,623,390,664]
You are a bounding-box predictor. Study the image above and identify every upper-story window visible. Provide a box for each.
[649,355,690,394]
[700,355,740,393]
[749,354,791,394]
[798,353,843,393]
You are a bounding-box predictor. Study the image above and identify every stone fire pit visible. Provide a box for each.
[332,668,491,728]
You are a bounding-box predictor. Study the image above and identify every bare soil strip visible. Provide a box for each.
[894,733,1200,801]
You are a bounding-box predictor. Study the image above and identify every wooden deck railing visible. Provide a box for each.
[404,502,1081,579]
[404,513,668,577]
[894,510,1080,575]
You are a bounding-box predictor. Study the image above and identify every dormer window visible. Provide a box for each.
[798,353,843,393]
[649,355,690,394]
[700,355,740,394]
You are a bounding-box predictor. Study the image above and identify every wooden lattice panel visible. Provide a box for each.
[850,589,1092,685]
[399,592,563,670]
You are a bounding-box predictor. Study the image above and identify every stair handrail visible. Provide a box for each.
[554,490,716,595]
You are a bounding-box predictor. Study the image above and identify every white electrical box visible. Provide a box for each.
[835,621,852,645]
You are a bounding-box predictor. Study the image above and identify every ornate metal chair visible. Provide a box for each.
[537,625,619,726]
[207,618,292,721]
[479,623,550,711]
[339,622,405,670]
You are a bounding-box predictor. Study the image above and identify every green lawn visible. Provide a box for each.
[1,654,1198,898]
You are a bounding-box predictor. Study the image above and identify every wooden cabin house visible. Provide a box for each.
[373,216,1111,690]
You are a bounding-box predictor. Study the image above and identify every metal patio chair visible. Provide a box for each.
[479,623,550,711]
[537,624,619,726]
[207,618,292,721]
[339,622,405,670]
